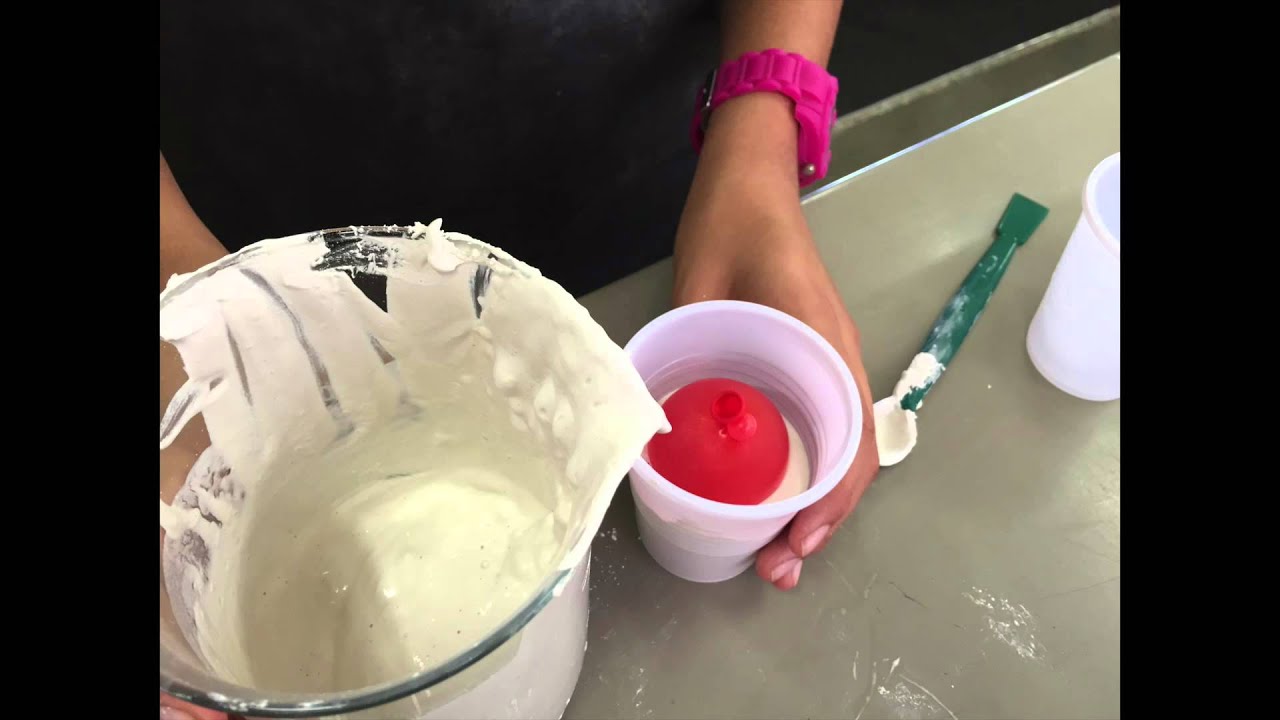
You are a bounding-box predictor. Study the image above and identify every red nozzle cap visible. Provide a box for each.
[711,390,758,441]
[647,378,789,505]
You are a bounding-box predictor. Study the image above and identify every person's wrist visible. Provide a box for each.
[672,185,812,306]
[697,92,801,188]
[676,176,803,265]
[684,95,806,240]
[676,92,816,295]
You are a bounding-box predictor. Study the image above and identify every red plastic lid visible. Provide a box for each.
[647,378,789,505]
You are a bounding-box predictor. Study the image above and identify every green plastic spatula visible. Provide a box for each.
[898,193,1050,411]
[875,193,1049,467]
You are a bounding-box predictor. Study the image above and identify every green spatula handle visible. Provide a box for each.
[899,194,1047,412]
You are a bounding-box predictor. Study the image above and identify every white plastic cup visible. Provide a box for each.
[1027,153,1120,401]
[624,301,863,583]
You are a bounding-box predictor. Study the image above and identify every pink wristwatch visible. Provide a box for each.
[690,49,839,188]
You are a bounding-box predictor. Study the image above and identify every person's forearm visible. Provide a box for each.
[719,0,841,66]
[706,0,841,160]
[160,152,227,291]
[675,1,842,272]
[696,0,842,188]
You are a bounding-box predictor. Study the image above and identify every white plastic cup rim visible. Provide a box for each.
[624,300,861,521]
[1084,152,1120,260]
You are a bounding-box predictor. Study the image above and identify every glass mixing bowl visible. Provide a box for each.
[159,226,586,718]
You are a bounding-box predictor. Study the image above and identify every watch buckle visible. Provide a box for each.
[698,67,717,134]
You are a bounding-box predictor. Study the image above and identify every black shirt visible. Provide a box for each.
[160,0,719,296]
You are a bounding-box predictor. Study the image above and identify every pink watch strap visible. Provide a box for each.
[690,49,839,188]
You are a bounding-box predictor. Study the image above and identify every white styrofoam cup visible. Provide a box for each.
[1027,152,1120,401]
[625,301,863,583]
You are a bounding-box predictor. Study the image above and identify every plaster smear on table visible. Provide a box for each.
[854,658,957,720]
[965,586,1047,661]
[876,675,958,720]
[874,353,943,467]
[626,665,651,716]
[158,220,667,694]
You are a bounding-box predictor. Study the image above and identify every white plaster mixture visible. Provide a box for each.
[873,352,943,467]
[765,415,811,503]
[158,220,667,695]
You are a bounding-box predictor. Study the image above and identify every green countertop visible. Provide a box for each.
[570,55,1120,720]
